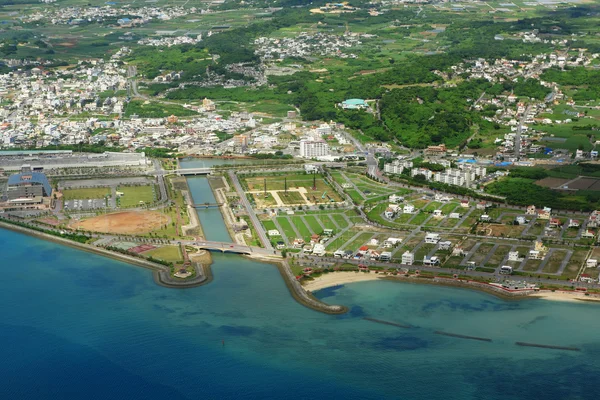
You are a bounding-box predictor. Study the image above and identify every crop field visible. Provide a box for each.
[117,185,157,207]
[62,187,110,200]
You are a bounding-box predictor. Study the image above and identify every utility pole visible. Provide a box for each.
[312,173,316,191]
[264,178,267,197]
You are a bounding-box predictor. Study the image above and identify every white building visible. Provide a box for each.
[425,233,440,244]
[299,139,329,158]
[402,251,414,265]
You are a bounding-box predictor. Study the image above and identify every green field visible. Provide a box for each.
[62,187,110,200]
[117,185,156,207]
[144,246,183,263]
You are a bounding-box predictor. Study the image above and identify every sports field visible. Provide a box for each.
[117,185,157,207]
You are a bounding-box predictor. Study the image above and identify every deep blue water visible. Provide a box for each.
[1,227,600,399]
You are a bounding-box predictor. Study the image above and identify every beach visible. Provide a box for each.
[529,290,600,303]
[303,271,382,291]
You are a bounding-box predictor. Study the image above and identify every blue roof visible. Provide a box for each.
[8,172,52,196]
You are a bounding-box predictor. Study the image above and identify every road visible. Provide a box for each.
[228,170,273,250]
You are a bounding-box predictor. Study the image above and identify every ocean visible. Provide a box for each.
[1,174,599,399]
[1,227,599,399]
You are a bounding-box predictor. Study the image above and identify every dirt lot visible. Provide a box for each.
[69,211,170,234]
[535,177,570,188]
[568,177,600,190]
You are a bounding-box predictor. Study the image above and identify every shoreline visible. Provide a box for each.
[303,271,600,304]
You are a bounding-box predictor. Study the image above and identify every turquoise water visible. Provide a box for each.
[1,227,600,399]
[186,176,231,242]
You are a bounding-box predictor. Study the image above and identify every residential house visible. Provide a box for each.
[357,245,369,255]
[383,238,402,247]
[452,246,466,257]
[480,214,491,222]
[323,228,334,236]
[389,194,404,203]
[310,234,321,244]
[476,201,488,210]
[449,212,461,219]
[460,200,470,208]
[276,241,285,250]
[526,205,536,215]
[433,209,443,218]
[401,251,414,265]
[334,250,345,258]
[588,210,600,228]
[514,216,527,225]
[403,204,415,214]
[582,229,596,238]
[549,218,562,228]
[423,256,440,266]
[312,243,326,256]
[438,240,452,251]
[425,233,440,244]
[528,250,544,260]
[293,238,305,248]
[537,207,551,220]
[508,251,521,262]
[580,274,595,283]
[380,251,392,262]
[586,259,598,268]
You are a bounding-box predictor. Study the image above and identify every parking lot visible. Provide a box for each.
[64,199,106,211]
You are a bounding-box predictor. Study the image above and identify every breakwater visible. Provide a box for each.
[434,331,492,342]
[515,342,580,351]
[364,317,413,328]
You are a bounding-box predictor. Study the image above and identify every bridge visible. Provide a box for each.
[193,241,277,256]
[193,203,223,208]
[176,168,212,176]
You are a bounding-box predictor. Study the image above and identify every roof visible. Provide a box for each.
[343,98,367,105]
[7,171,52,196]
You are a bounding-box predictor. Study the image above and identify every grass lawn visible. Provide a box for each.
[346,232,375,252]
[331,213,349,229]
[290,216,312,239]
[276,217,298,240]
[304,215,324,234]
[62,187,110,200]
[144,246,183,263]
[117,185,156,207]
[262,219,278,233]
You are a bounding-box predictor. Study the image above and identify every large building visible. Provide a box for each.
[299,140,329,158]
[5,167,52,204]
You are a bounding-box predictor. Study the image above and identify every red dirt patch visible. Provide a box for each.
[69,211,170,234]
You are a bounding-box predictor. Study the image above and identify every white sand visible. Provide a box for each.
[303,272,382,291]
[529,290,600,303]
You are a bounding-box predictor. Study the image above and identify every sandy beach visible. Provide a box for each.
[303,272,382,292]
[529,290,600,303]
